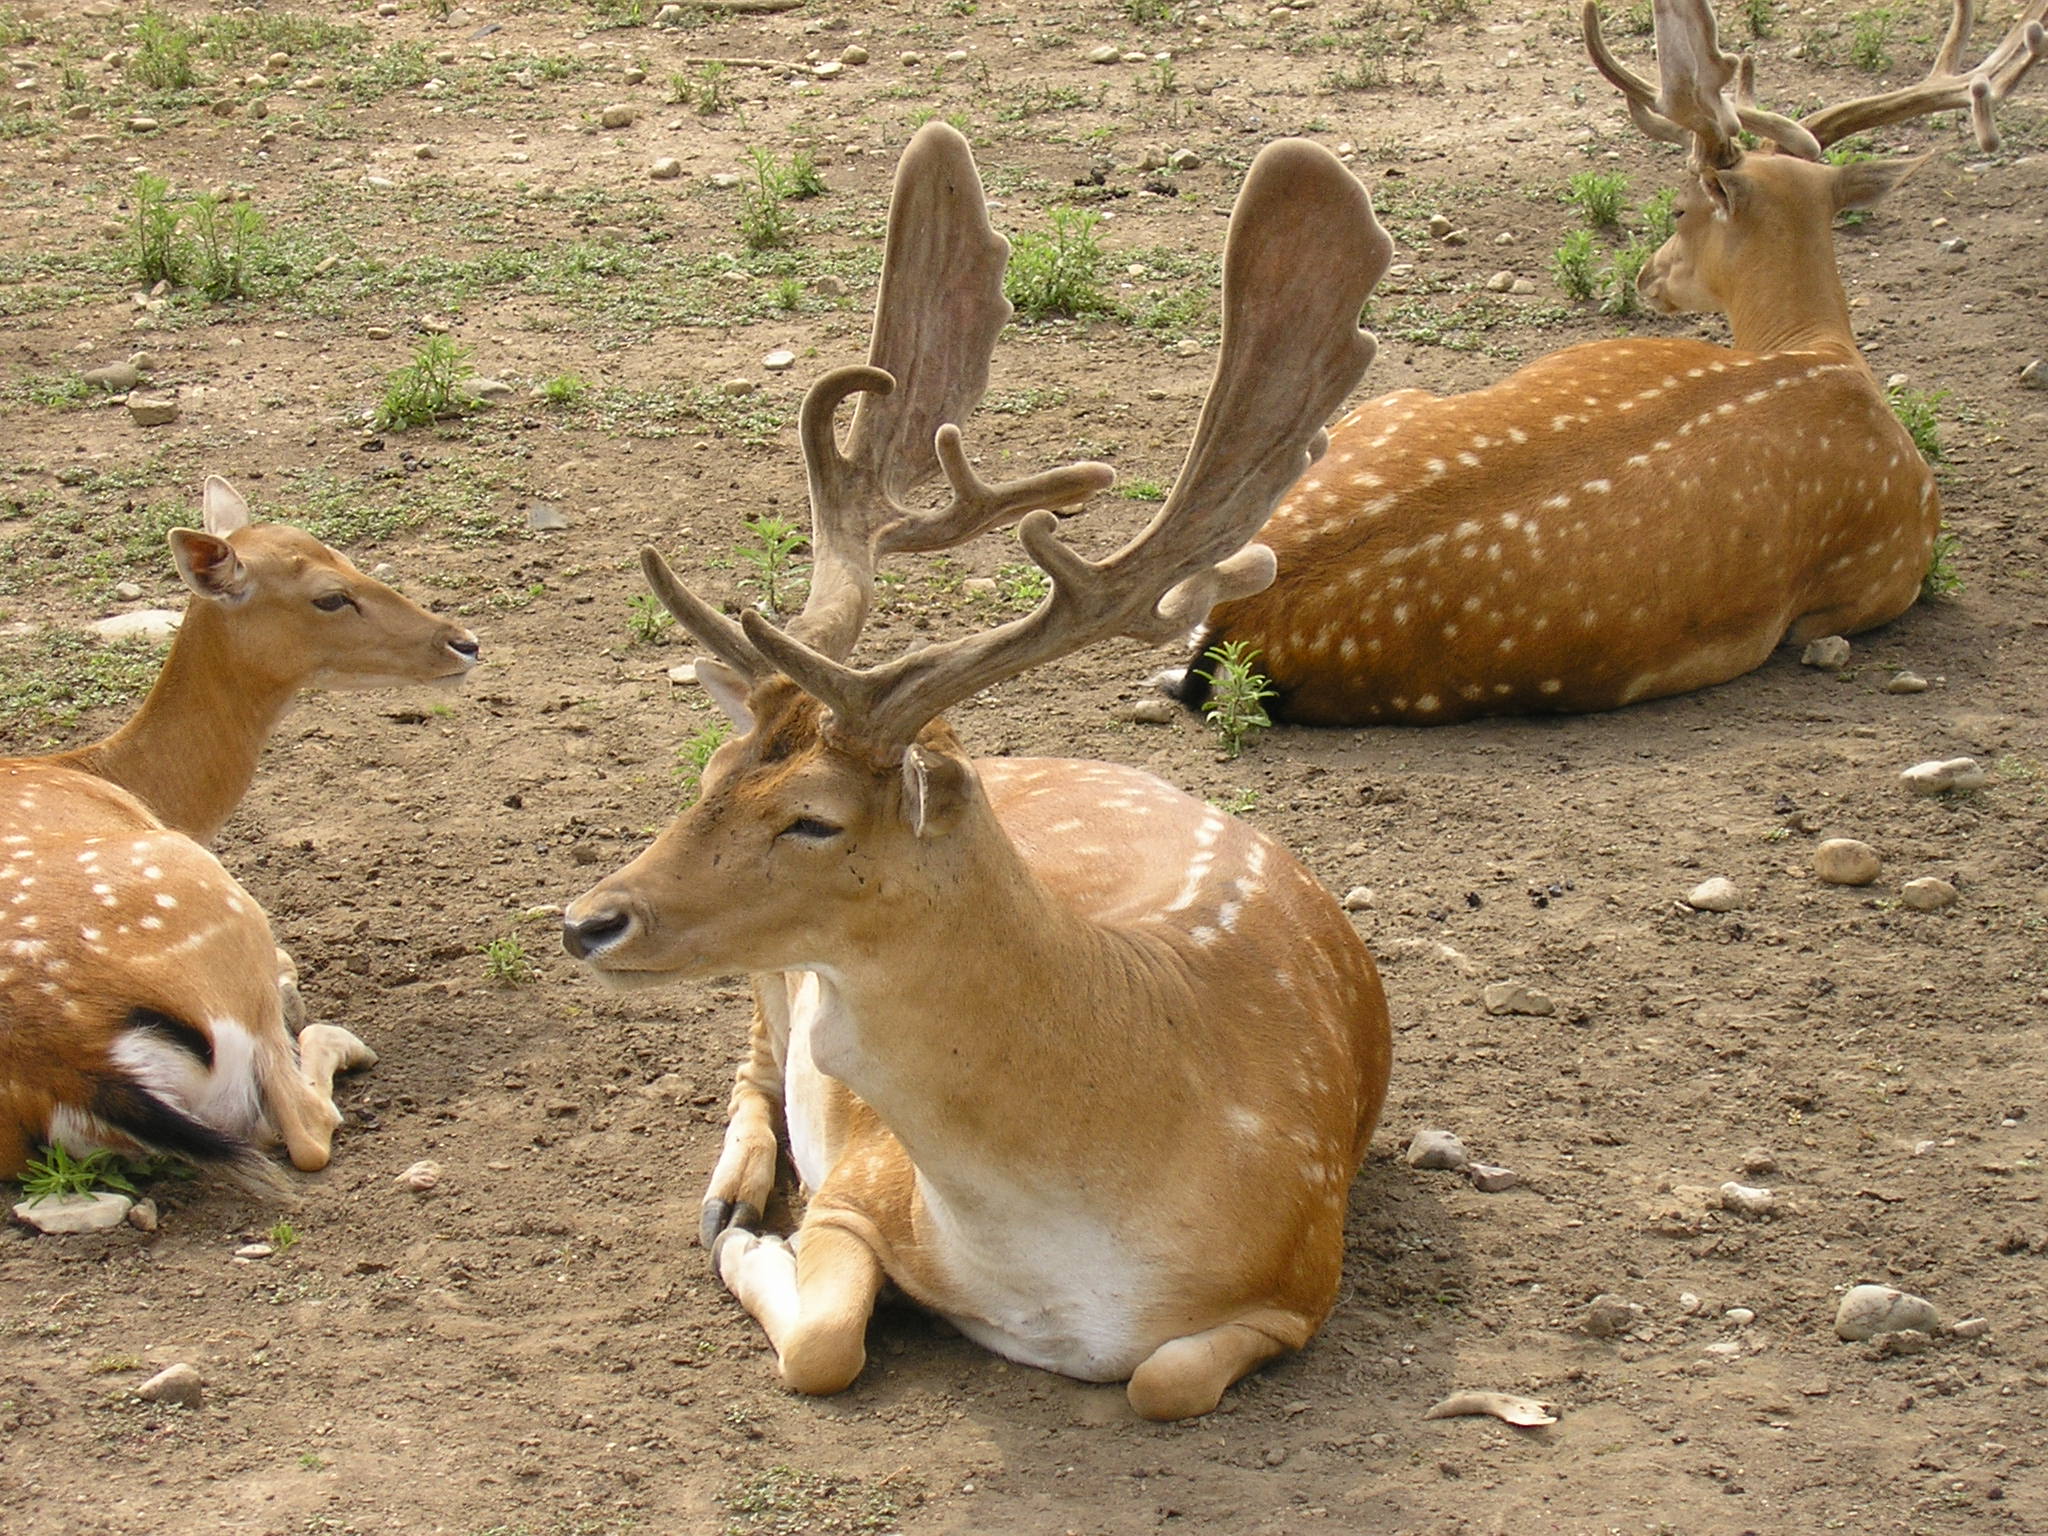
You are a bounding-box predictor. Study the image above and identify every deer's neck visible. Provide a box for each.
[806,820,1163,1172]
[1721,244,1865,362]
[60,605,298,844]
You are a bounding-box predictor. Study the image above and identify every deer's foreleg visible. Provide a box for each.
[700,984,787,1247]
[274,946,308,1035]
[266,1023,376,1172]
[712,1219,884,1397]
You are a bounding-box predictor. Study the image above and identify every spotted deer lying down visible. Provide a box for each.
[1187,0,2043,726]
[0,477,479,1179]
[562,126,1395,1420]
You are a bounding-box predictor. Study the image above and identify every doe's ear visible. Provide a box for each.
[1831,153,1927,214]
[168,528,251,602]
[695,658,756,733]
[900,744,975,839]
[201,475,252,535]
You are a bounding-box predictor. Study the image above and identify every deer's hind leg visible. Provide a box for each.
[1125,1310,1313,1421]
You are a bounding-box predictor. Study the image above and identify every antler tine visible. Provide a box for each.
[1799,1,2047,151]
[1586,1,1823,163]
[786,122,1111,664]
[1583,1,1693,146]
[642,547,765,676]
[741,139,1392,760]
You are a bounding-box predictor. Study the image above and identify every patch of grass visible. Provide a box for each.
[1887,382,1948,463]
[1552,229,1598,300]
[1599,240,1654,316]
[1742,0,1776,39]
[1638,187,1678,244]
[128,12,198,92]
[1196,640,1274,759]
[1211,785,1261,816]
[1125,0,1181,21]
[674,61,734,114]
[481,935,534,986]
[12,373,97,410]
[723,1464,909,1536]
[735,514,809,615]
[738,148,822,251]
[341,39,433,103]
[1120,479,1168,502]
[1320,29,1395,92]
[267,1219,299,1252]
[88,1355,144,1375]
[982,385,1068,415]
[188,194,265,302]
[1006,207,1109,319]
[19,1143,140,1203]
[130,172,185,287]
[538,372,589,409]
[1848,7,1894,72]
[200,13,368,64]
[1921,526,1961,600]
[374,335,474,430]
[675,720,732,804]
[626,591,674,645]
[994,562,1049,610]
[1566,170,1629,228]
[0,629,159,740]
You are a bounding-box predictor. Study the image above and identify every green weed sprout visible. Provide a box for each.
[375,335,474,429]
[1552,229,1598,300]
[1006,207,1109,319]
[1197,640,1275,759]
[736,514,809,615]
[20,1143,140,1204]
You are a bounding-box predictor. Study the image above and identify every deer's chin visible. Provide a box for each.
[578,962,686,994]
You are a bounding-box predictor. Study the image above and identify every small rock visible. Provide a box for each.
[762,349,796,372]
[719,377,758,397]
[1341,886,1375,912]
[1139,145,1167,171]
[840,45,869,65]
[1898,876,1957,911]
[1467,1162,1517,1193]
[1835,1283,1939,1341]
[82,360,142,392]
[812,60,843,79]
[961,577,998,597]
[1741,1147,1778,1175]
[667,662,698,686]
[1494,230,1517,246]
[1582,1294,1638,1338]
[114,581,143,600]
[2019,358,2047,390]
[1873,1328,1934,1356]
[127,1197,159,1232]
[1485,270,1515,292]
[413,143,436,160]
[1405,1128,1469,1171]
[363,174,396,190]
[1427,213,1453,237]
[1814,838,1881,887]
[88,610,181,644]
[1724,1307,1757,1325]
[811,275,847,298]
[1885,671,1928,693]
[1168,148,1201,171]
[1948,1317,1991,1339]
[526,502,570,532]
[1126,697,1178,725]
[11,1192,133,1234]
[465,378,514,401]
[1509,278,1537,295]
[623,67,647,86]
[1482,981,1555,1017]
[899,50,923,66]
[126,394,179,427]
[1685,876,1743,912]
[397,1159,442,1193]
[1439,230,1468,246]
[1719,1181,1776,1217]
[600,104,636,130]
[658,3,685,19]
[366,325,393,340]
[1900,757,1987,795]
[234,1242,274,1259]
[1800,635,1851,668]
[1087,44,1121,64]
[649,157,682,180]
[136,1363,203,1407]
[127,116,159,133]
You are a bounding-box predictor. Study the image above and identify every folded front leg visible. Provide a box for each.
[714,1219,885,1396]
[701,984,787,1247]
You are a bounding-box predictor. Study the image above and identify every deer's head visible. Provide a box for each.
[173,476,480,691]
[562,125,1390,986]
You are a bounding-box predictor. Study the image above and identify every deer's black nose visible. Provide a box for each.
[562,906,633,960]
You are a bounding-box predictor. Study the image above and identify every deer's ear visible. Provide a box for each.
[168,528,251,602]
[1699,166,1750,218]
[901,743,975,839]
[1831,154,1925,213]
[201,476,252,535]
[696,659,756,733]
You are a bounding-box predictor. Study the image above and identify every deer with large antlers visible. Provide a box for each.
[562,125,1395,1420]
[1184,0,2043,725]
[0,477,479,1179]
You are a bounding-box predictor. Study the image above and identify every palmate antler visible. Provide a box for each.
[733,138,1393,760]
[1586,0,2045,164]
[650,122,1114,681]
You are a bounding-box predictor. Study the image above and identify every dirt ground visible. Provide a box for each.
[2,2,2045,1533]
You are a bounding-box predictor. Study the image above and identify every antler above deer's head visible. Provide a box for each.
[1586,0,2046,166]
[652,122,1115,686]
[719,137,1392,762]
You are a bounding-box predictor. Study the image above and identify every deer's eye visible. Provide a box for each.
[312,591,356,613]
[779,816,842,842]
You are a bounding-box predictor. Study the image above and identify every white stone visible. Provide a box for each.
[397,1159,442,1193]
[667,662,698,685]
[1949,1317,1991,1339]
[1899,876,1957,911]
[136,1363,203,1406]
[1125,697,1178,725]
[600,104,636,129]
[1834,1284,1939,1341]
[1885,671,1928,693]
[234,1242,274,1259]
[1685,876,1743,912]
[126,394,178,426]
[1801,635,1850,668]
[1405,1128,1468,1171]
[1485,270,1514,292]
[1467,1162,1517,1193]
[762,350,796,372]
[1582,1294,1638,1337]
[1719,1181,1776,1217]
[1900,757,1987,795]
[1087,44,1120,63]
[12,1192,133,1233]
[649,157,682,180]
[1724,1306,1757,1325]
[1341,886,1375,912]
[1482,981,1555,1017]
[88,609,182,644]
[1814,838,1881,887]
